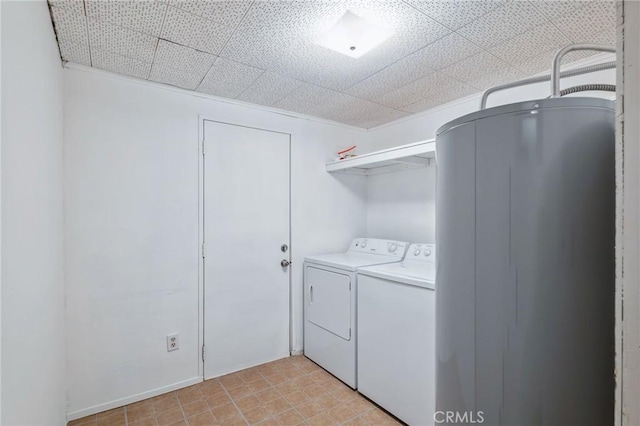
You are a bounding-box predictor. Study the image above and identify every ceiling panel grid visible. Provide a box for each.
[48,0,617,129]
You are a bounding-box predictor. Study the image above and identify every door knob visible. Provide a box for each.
[281,259,290,267]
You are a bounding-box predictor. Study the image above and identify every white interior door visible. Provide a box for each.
[203,120,290,379]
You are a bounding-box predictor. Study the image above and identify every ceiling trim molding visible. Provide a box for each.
[63,62,369,133]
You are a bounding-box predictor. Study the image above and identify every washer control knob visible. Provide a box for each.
[424,248,431,257]
[360,239,368,248]
[388,243,397,253]
[414,248,421,256]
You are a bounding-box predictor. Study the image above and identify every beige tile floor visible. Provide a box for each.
[68,355,402,426]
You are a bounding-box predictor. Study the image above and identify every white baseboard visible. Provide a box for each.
[291,348,304,356]
[66,376,203,421]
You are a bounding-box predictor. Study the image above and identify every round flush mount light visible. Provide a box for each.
[350,46,356,51]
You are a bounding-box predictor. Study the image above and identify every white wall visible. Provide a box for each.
[64,67,368,418]
[366,166,436,244]
[1,1,66,425]
[363,53,617,245]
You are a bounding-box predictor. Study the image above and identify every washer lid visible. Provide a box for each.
[358,261,435,289]
[304,252,403,271]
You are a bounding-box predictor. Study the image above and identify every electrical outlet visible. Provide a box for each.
[167,333,179,352]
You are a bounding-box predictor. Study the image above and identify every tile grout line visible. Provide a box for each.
[146,1,170,81]
[220,381,251,425]
[176,391,189,425]
[195,1,256,93]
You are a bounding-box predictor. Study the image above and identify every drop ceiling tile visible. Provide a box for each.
[457,1,549,49]
[586,26,616,45]
[220,32,298,71]
[429,82,478,104]
[49,0,85,16]
[92,48,152,79]
[168,0,251,28]
[236,88,289,108]
[376,71,459,109]
[399,97,439,114]
[196,58,263,99]
[407,32,483,71]
[85,0,168,36]
[161,6,235,54]
[88,18,158,62]
[203,57,264,87]
[354,111,411,129]
[466,66,526,91]
[532,0,590,21]
[309,92,368,118]
[488,22,571,67]
[149,63,203,89]
[236,0,336,40]
[346,60,436,101]
[404,0,506,30]
[551,1,616,42]
[247,72,302,97]
[311,97,404,124]
[441,51,512,84]
[49,5,90,65]
[270,50,376,91]
[284,0,341,15]
[50,5,88,42]
[273,83,336,114]
[58,39,91,66]
[341,99,409,126]
[153,39,216,76]
[196,77,248,99]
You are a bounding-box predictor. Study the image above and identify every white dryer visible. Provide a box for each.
[357,243,436,426]
[304,238,408,389]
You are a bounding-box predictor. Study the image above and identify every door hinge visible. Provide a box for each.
[202,242,205,258]
[349,328,352,339]
[202,345,206,361]
[202,139,205,156]
[349,282,352,290]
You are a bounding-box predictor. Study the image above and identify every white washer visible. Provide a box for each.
[304,238,408,389]
[357,243,436,426]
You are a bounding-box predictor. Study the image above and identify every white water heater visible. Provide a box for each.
[435,97,615,425]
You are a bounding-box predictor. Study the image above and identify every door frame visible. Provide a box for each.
[198,115,293,379]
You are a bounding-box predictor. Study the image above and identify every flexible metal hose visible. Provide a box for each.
[559,83,616,96]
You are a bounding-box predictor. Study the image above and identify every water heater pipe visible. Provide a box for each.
[479,44,616,110]
[551,44,616,97]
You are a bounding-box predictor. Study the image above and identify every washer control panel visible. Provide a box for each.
[350,238,408,257]
[406,243,436,263]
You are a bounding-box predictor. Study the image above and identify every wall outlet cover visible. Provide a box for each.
[167,333,179,352]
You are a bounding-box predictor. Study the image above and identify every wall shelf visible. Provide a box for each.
[326,139,436,176]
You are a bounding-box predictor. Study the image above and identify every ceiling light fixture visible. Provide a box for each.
[315,11,394,59]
